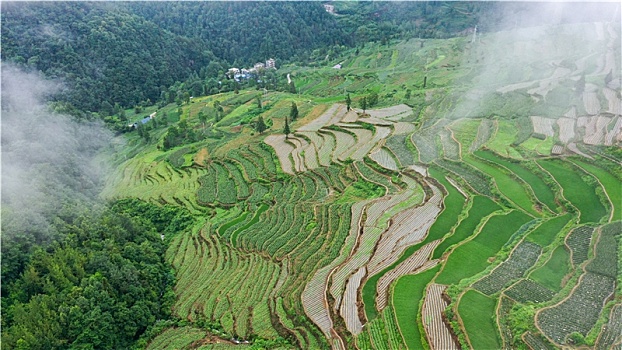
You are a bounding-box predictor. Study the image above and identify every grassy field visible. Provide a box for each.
[458,290,501,349]
[464,154,539,216]
[525,214,573,247]
[529,245,571,291]
[432,195,501,260]
[436,210,531,285]
[571,158,622,222]
[392,266,440,349]
[474,150,559,213]
[538,159,607,224]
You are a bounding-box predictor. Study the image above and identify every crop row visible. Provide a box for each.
[369,147,399,171]
[471,118,494,151]
[537,272,615,345]
[504,279,555,304]
[298,104,341,132]
[565,226,594,268]
[340,266,366,335]
[173,235,280,338]
[439,128,460,160]
[376,242,439,311]
[435,159,494,197]
[327,199,373,313]
[264,134,295,174]
[596,304,622,350]
[290,135,317,171]
[226,149,258,181]
[356,330,373,350]
[585,221,620,278]
[212,163,237,205]
[472,241,542,295]
[382,303,407,349]
[522,331,556,350]
[146,326,205,350]
[384,134,416,167]
[223,161,250,199]
[447,118,480,154]
[423,283,459,350]
[301,204,354,339]
[365,317,389,350]
[249,142,278,177]
[354,161,399,194]
[368,182,443,276]
[410,128,440,163]
[497,296,515,348]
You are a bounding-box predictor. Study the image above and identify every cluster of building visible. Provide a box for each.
[227,58,276,82]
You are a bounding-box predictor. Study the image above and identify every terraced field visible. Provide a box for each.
[104,18,621,350]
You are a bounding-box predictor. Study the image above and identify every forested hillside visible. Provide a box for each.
[1,1,497,116]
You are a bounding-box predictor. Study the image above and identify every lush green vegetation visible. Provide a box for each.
[458,290,501,349]
[475,151,559,213]
[436,210,531,285]
[538,159,607,224]
[393,266,440,349]
[432,195,500,259]
[1,200,190,349]
[2,3,620,349]
[529,245,571,292]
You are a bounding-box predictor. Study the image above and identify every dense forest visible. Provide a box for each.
[1,1,494,116]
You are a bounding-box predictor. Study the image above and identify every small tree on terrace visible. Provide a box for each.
[289,102,299,121]
[198,111,208,130]
[360,96,367,114]
[346,93,351,111]
[283,117,291,139]
[255,116,267,134]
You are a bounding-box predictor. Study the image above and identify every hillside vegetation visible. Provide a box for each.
[2,2,621,350]
[98,18,620,349]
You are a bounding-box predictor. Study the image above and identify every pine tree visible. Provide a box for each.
[256,116,267,134]
[289,102,299,121]
[360,96,367,113]
[283,117,291,139]
[346,93,351,111]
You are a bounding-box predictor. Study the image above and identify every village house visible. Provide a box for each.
[265,58,276,69]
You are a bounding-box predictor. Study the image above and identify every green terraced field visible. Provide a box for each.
[101,19,621,350]
[393,266,440,349]
[436,210,531,285]
[529,245,571,292]
[538,159,608,224]
[458,290,501,349]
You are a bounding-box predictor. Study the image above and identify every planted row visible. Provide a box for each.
[504,279,555,304]
[537,272,615,344]
[472,241,541,295]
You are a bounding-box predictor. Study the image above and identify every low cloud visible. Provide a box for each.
[1,64,112,242]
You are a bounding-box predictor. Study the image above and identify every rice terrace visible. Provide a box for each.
[2,1,621,350]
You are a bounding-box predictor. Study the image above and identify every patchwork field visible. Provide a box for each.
[103,18,621,350]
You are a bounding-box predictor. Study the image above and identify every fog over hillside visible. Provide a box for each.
[1,65,112,242]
